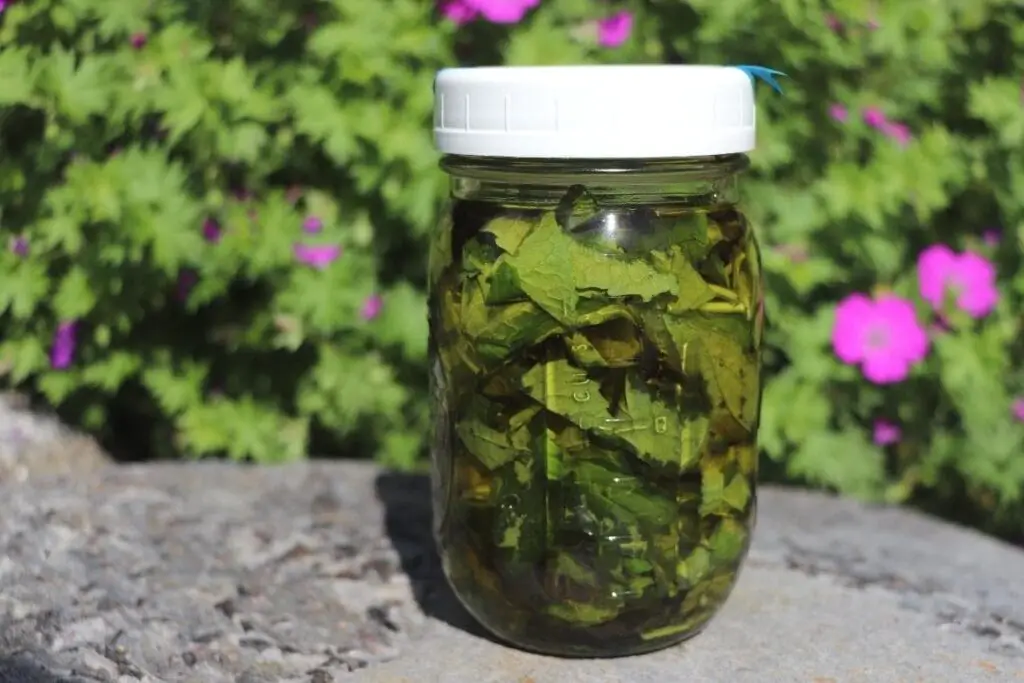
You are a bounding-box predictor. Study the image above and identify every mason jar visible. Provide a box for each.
[427,65,765,658]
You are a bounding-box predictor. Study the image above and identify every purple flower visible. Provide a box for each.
[361,294,383,321]
[202,218,221,243]
[0,0,10,13]
[294,243,341,269]
[917,244,999,319]
[597,11,633,48]
[302,216,323,234]
[51,321,78,370]
[829,103,849,123]
[1013,398,1024,422]
[982,229,1001,246]
[9,235,28,257]
[176,270,198,302]
[825,14,842,31]
[130,32,147,49]
[872,420,901,446]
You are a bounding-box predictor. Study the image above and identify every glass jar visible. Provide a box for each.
[428,66,765,658]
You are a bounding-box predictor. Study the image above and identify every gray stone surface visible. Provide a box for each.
[0,460,1022,683]
[0,392,111,485]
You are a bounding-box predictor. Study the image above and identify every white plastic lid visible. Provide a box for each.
[433,65,756,159]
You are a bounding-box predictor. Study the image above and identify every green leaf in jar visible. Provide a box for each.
[520,357,708,470]
[460,277,562,366]
[649,244,716,313]
[678,546,712,586]
[500,213,579,322]
[569,457,678,530]
[570,244,679,303]
[545,599,622,626]
[482,213,537,255]
[454,399,540,470]
[707,517,749,565]
[501,212,681,324]
[699,464,752,516]
[484,258,529,305]
[564,317,643,368]
[662,314,760,431]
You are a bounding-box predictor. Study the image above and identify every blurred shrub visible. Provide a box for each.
[0,0,1022,534]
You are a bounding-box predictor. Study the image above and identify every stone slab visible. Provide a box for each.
[0,461,1021,683]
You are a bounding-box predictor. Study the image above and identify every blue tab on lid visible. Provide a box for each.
[734,65,788,94]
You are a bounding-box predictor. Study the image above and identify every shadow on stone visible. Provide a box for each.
[0,655,74,683]
[374,471,497,644]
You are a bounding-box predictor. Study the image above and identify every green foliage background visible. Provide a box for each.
[1,0,1023,538]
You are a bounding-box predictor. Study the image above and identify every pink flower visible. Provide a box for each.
[917,244,999,319]
[597,11,633,47]
[873,419,901,446]
[439,0,478,24]
[361,294,383,321]
[1012,398,1024,422]
[881,120,911,146]
[862,107,887,129]
[294,243,341,269]
[51,321,78,370]
[130,33,147,49]
[829,103,849,123]
[982,229,1001,246]
[202,218,221,243]
[825,14,842,31]
[0,1,10,12]
[832,292,929,384]
[440,0,540,24]
[302,216,323,234]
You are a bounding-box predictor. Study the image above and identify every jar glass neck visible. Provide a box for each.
[440,154,749,207]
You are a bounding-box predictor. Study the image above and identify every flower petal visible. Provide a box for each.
[862,106,887,128]
[832,293,873,363]
[872,419,901,446]
[861,352,911,384]
[597,11,633,47]
[874,294,929,363]
[466,0,540,23]
[294,243,341,269]
[917,244,957,309]
[361,294,383,321]
[50,321,78,370]
[954,251,999,318]
[303,216,323,234]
